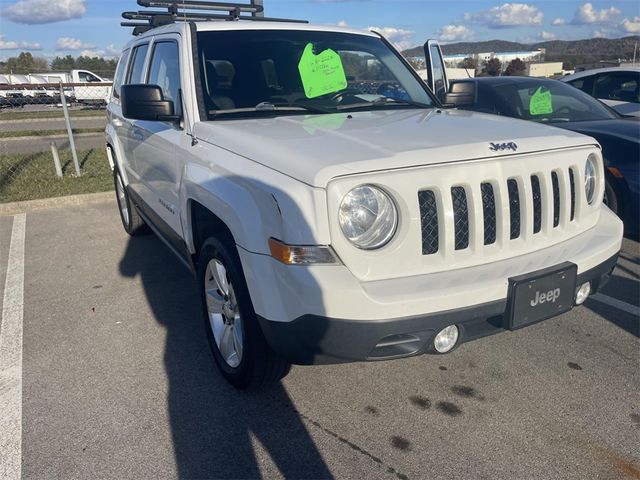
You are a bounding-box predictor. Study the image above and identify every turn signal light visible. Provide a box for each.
[268,238,340,266]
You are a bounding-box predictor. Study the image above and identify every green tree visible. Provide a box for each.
[504,58,526,76]
[482,57,502,76]
[2,52,49,74]
[75,56,118,77]
[51,55,77,72]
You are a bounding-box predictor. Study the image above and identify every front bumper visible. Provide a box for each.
[258,254,618,364]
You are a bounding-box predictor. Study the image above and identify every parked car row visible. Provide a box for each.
[0,70,112,108]
[423,46,639,237]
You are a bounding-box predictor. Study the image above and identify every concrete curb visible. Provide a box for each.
[0,191,114,216]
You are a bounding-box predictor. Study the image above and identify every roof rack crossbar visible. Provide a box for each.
[138,0,263,14]
[122,0,305,34]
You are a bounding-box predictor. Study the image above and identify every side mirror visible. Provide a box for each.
[443,81,476,108]
[121,84,180,122]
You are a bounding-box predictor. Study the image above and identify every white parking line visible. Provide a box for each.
[590,293,640,317]
[0,214,26,480]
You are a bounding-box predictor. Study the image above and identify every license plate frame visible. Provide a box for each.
[507,262,577,330]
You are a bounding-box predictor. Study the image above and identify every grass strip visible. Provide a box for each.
[0,148,113,203]
[0,109,105,121]
[0,128,104,139]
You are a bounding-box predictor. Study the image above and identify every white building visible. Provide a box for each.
[416,68,475,81]
[443,49,545,69]
[526,62,566,78]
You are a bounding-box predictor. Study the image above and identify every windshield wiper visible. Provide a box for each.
[336,97,432,111]
[209,102,329,117]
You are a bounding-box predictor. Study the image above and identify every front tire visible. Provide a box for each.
[198,236,290,390]
[603,176,620,217]
[113,168,149,236]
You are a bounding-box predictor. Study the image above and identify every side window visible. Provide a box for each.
[127,44,149,84]
[78,71,100,83]
[569,76,594,96]
[112,49,131,99]
[594,73,639,103]
[568,78,584,90]
[475,83,500,115]
[147,41,182,116]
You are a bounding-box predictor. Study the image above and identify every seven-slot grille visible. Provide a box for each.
[418,167,579,255]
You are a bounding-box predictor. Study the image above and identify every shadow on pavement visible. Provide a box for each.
[588,273,640,338]
[119,235,333,479]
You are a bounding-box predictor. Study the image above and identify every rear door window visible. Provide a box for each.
[112,49,131,99]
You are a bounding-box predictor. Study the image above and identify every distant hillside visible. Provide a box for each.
[403,36,640,68]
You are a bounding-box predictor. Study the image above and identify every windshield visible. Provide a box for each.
[196,30,435,119]
[486,79,617,123]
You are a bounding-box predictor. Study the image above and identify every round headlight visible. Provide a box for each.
[339,185,398,250]
[584,154,597,205]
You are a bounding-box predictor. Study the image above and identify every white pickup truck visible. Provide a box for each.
[33,69,111,104]
[106,0,623,390]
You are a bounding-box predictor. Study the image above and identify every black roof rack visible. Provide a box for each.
[122,0,308,35]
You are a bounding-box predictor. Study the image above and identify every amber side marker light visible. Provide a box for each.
[607,167,624,179]
[268,238,340,265]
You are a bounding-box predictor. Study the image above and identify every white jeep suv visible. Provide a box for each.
[106,1,623,389]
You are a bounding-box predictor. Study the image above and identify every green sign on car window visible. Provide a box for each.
[298,43,348,99]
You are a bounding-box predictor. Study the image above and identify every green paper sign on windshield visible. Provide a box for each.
[298,43,347,99]
[530,87,553,115]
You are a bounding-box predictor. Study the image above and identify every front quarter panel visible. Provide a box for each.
[180,137,331,255]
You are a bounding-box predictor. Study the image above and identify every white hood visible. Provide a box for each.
[194,108,596,187]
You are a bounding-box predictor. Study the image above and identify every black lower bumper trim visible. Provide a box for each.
[258,253,619,365]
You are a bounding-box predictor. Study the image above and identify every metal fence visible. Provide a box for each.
[0,82,111,203]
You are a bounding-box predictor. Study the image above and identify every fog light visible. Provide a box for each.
[434,325,459,353]
[575,282,591,305]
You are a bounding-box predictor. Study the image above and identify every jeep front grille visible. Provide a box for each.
[551,171,560,228]
[481,182,497,246]
[531,175,542,234]
[418,167,579,256]
[418,190,439,255]
[507,179,521,240]
[569,168,576,221]
[451,186,469,250]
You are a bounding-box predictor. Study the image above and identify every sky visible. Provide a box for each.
[0,0,639,61]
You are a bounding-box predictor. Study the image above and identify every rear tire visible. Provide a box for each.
[198,236,290,390]
[114,168,149,236]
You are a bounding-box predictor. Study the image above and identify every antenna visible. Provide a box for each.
[122,0,307,35]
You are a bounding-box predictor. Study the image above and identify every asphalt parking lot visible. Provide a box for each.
[1,199,639,480]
